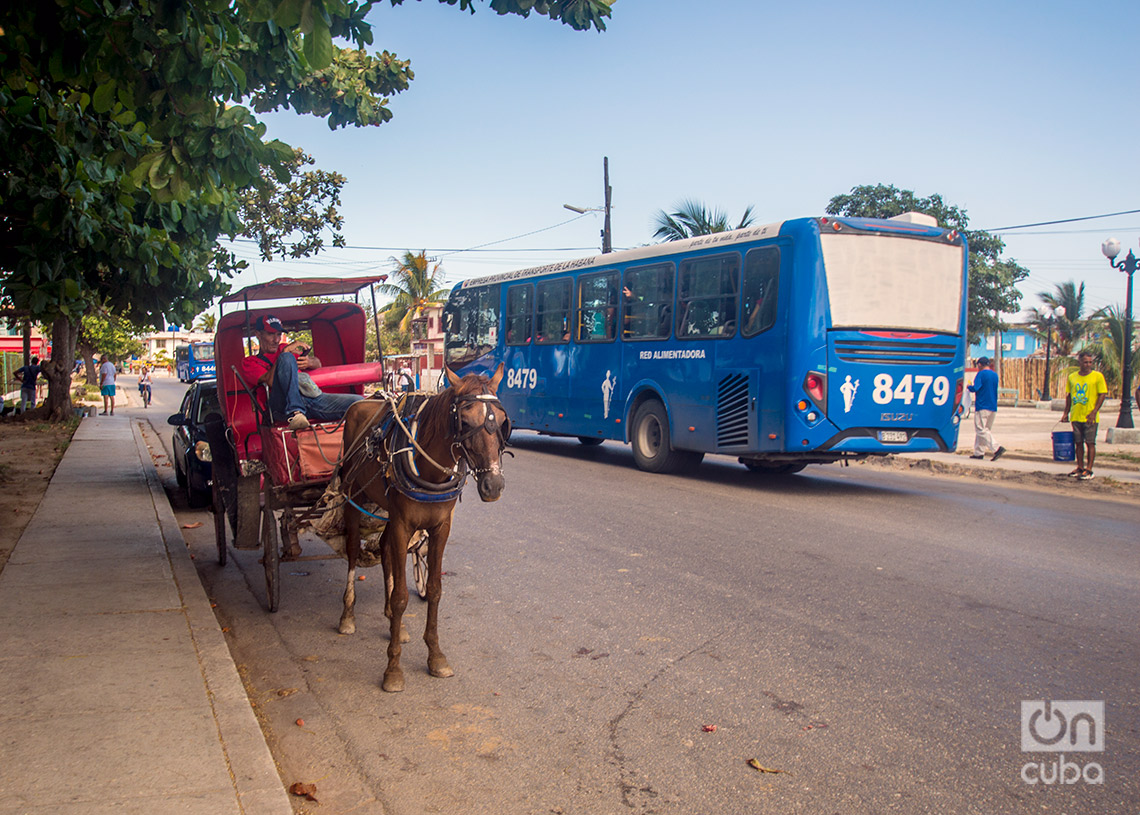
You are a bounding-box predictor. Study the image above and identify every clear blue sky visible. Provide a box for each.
[224,0,1140,321]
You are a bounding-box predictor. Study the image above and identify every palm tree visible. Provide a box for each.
[1086,305,1139,395]
[193,312,217,333]
[1033,281,1102,356]
[378,250,450,334]
[652,199,756,242]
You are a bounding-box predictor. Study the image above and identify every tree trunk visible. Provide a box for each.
[22,321,31,368]
[78,342,99,385]
[43,316,79,422]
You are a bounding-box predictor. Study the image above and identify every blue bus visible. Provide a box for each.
[176,342,216,382]
[443,213,968,474]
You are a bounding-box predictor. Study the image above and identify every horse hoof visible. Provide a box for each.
[383,670,405,693]
[338,619,356,635]
[429,658,454,678]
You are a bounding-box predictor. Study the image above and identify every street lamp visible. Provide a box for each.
[563,156,613,253]
[1101,238,1136,429]
[1041,305,1065,401]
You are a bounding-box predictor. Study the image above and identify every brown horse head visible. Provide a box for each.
[444,363,508,502]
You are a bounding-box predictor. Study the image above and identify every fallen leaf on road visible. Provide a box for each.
[277,687,298,697]
[288,782,318,802]
[747,759,788,774]
[702,724,717,732]
[181,522,203,529]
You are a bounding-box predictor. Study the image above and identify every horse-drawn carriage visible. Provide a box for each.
[205,276,411,610]
[205,275,511,690]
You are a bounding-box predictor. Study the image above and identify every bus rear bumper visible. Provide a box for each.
[818,427,953,453]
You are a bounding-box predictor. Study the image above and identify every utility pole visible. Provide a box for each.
[602,157,612,254]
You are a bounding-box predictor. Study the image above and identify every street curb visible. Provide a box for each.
[131,420,293,815]
[862,454,1140,497]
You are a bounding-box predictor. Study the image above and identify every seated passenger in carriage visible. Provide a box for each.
[239,315,363,431]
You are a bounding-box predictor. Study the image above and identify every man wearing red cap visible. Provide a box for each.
[238,315,362,430]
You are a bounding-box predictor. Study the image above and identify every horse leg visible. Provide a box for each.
[380,524,410,643]
[423,515,455,679]
[382,520,413,692]
[338,500,361,635]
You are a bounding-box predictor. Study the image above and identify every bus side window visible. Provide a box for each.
[506,284,533,345]
[536,278,572,344]
[623,262,674,340]
[677,253,740,338]
[742,246,780,337]
[577,270,619,343]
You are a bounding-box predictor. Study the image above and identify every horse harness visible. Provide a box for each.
[345,388,510,506]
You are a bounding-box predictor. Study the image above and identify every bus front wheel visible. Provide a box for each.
[631,401,702,474]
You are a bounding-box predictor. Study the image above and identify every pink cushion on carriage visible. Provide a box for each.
[307,362,383,392]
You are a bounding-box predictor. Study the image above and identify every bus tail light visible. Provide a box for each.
[802,371,827,414]
[954,378,964,409]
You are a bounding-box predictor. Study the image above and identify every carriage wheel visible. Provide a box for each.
[261,492,281,613]
[211,476,227,567]
[409,531,429,600]
[234,474,261,550]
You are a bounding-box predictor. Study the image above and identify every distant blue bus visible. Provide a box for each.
[443,214,968,474]
[176,342,216,382]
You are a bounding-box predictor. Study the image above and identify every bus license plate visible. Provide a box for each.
[879,430,908,443]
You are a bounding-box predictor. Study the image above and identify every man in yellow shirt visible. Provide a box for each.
[1061,350,1108,480]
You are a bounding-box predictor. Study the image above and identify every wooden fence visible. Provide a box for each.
[989,357,1084,403]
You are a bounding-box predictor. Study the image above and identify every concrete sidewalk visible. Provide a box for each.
[921,403,1140,485]
[0,416,290,814]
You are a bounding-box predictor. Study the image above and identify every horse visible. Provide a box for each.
[337,364,509,692]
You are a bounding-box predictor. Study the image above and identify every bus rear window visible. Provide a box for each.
[821,234,964,333]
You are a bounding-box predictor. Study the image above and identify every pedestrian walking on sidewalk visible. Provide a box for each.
[1062,350,1107,480]
[99,354,117,415]
[967,357,1005,461]
[13,356,41,414]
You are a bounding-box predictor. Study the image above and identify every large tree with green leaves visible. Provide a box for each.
[825,184,1027,344]
[0,0,613,419]
[653,200,756,242]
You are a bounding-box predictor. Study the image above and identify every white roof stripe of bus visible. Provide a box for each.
[458,220,788,288]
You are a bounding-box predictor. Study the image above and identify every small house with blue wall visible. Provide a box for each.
[968,316,1041,361]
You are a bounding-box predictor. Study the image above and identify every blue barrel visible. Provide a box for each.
[1052,430,1075,462]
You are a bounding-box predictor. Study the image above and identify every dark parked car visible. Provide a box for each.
[168,379,220,507]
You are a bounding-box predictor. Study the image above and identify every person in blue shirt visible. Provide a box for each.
[14,356,41,414]
[966,357,1005,461]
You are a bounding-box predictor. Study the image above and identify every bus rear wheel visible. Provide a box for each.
[631,401,703,474]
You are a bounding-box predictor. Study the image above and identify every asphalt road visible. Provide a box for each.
[145,376,1139,815]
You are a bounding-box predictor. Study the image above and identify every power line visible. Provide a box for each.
[984,208,1140,232]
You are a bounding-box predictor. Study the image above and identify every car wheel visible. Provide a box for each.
[187,464,212,508]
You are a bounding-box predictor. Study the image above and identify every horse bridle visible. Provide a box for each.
[449,390,512,476]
